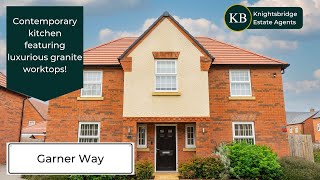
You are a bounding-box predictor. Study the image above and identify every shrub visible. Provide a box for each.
[69,161,152,180]
[279,156,320,180]
[133,160,153,180]
[22,175,71,180]
[314,149,320,164]
[179,156,224,179]
[227,142,282,180]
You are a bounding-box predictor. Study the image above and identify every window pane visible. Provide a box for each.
[231,83,250,96]
[79,123,99,143]
[138,126,146,146]
[156,75,177,91]
[234,123,254,144]
[82,71,102,97]
[157,61,176,74]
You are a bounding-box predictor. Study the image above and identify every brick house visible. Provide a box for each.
[286,110,320,142]
[21,98,48,141]
[0,72,27,164]
[47,12,290,171]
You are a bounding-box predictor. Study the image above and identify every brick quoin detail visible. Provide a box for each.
[200,56,212,71]
[120,57,132,72]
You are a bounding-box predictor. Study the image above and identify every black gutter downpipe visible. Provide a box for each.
[18,97,28,142]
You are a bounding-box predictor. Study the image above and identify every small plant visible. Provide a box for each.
[215,143,233,179]
[134,160,153,180]
[279,156,320,180]
[179,156,224,179]
[227,142,282,180]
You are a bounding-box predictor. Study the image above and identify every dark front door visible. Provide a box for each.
[156,126,176,171]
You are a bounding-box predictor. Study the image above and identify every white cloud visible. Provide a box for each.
[314,69,320,79]
[99,15,298,52]
[0,0,145,16]
[284,80,320,94]
[242,0,320,34]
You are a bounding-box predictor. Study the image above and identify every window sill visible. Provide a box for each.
[137,148,150,152]
[229,96,256,101]
[77,97,104,101]
[152,92,181,96]
[183,148,196,152]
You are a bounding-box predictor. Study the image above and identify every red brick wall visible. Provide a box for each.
[287,124,304,134]
[303,117,320,143]
[313,118,320,143]
[46,67,124,142]
[208,66,289,157]
[0,88,25,164]
[22,100,45,129]
[47,65,289,163]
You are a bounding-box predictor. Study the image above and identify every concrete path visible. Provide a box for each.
[0,165,23,180]
[154,172,179,180]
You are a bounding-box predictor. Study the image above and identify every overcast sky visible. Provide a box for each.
[0,0,319,111]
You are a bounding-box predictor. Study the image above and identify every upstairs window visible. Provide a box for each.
[81,71,102,97]
[78,122,100,143]
[137,124,147,148]
[155,60,177,92]
[230,70,252,96]
[233,122,255,144]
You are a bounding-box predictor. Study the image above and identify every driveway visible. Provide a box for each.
[0,165,23,179]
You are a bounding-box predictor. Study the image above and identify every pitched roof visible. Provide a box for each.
[0,72,6,88]
[118,11,214,61]
[28,98,48,120]
[313,112,320,119]
[84,37,289,68]
[286,111,319,125]
[21,121,46,134]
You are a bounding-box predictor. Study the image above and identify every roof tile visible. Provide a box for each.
[83,37,288,67]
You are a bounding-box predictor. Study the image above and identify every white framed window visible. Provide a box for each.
[232,122,255,144]
[289,127,293,133]
[155,60,177,92]
[137,124,147,148]
[318,124,320,131]
[229,69,252,96]
[295,127,298,133]
[81,71,103,97]
[28,120,35,126]
[185,124,196,148]
[78,122,100,143]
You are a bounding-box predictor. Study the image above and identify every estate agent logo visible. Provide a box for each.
[225,4,303,31]
[225,4,252,31]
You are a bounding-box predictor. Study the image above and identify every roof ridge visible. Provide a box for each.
[201,37,288,65]
[84,37,128,53]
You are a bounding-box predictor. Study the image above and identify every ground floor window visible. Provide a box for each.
[317,124,320,131]
[289,127,293,133]
[137,124,147,148]
[78,122,100,143]
[185,124,196,148]
[295,127,298,133]
[232,122,255,144]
